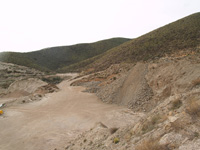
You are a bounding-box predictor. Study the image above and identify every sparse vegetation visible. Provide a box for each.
[171,119,185,132]
[186,99,200,118]
[171,99,182,110]
[113,137,119,144]
[0,38,130,72]
[109,127,118,134]
[194,132,199,138]
[192,77,200,87]
[78,13,200,73]
[1,82,12,89]
[41,76,63,84]
[1,13,199,74]
[142,115,161,134]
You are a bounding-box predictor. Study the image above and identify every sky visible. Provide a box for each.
[0,0,199,52]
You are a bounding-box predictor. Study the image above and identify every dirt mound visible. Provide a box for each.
[77,63,153,111]
[98,63,153,111]
[3,90,30,98]
[0,62,44,95]
[8,78,47,93]
[36,84,59,94]
[5,78,47,98]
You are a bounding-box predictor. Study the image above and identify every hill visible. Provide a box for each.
[64,12,200,73]
[66,13,200,150]
[0,38,130,72]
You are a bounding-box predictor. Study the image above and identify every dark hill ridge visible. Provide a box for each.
[61,12,200,73]
[0,13,199,73]
[0,38,130,71]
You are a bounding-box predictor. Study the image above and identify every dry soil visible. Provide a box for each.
[0,74,142,150]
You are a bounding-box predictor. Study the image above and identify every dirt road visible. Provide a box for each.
[0,76,142,150]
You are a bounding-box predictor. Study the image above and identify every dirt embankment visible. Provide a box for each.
[0,62,44,94]
[96,63,153,111]
[0,62,72,108]
[72,54,200,112]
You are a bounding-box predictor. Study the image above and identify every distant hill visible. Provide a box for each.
[60,12,200,73]
[0,38,130,72]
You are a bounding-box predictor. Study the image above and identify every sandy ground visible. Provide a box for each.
[0,75,142,150]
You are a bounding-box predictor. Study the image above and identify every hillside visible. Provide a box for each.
[63,13,200,149]
[65,12,200,73]
[0,38,130,72]
[68,47,200,150]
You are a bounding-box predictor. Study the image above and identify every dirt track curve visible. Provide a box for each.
[0,75,142,150]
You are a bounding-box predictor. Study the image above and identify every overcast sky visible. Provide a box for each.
[0,0,199,52]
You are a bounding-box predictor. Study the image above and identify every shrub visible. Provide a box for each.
[113,137,119,144]
[142,115,161,134]
[1,83,11,89]
[170,119,184,132]
[186,99,200,118]
[42,76,63,84]
[109,127,118,134]
[194,132,199,138]
[171,99,182,110]
[192,78,200,87]
[142,122,155,134]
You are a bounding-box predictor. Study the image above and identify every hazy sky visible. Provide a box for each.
[0,0,199,52]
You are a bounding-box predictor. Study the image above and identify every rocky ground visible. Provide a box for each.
[69,53,200,150]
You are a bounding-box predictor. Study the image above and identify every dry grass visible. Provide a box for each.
[192,78,200,87]
[141,115,161,134]
[170,119,185,132]
[186,99,200,118]
[135,138,168,150]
